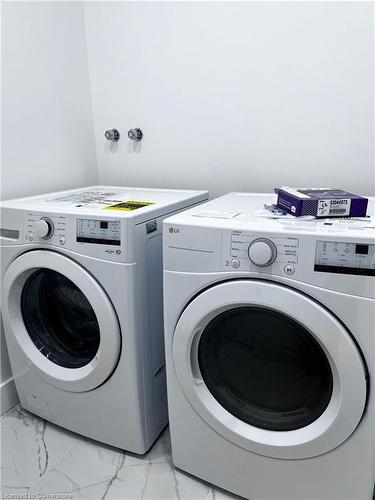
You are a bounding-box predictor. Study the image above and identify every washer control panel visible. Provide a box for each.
[23,212,126,261]
[76,219,121,246]
[315,241,375,276]
[223,230,299,273]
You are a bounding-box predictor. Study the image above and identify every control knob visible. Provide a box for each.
[248,238,277,267]
[34,218,54,239]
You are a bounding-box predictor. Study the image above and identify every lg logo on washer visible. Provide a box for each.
[169,227,181,234]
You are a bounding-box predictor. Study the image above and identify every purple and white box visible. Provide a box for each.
[276,187,368,218]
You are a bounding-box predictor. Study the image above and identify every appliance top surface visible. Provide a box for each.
[165,192,375,238]
[1,185,208,219]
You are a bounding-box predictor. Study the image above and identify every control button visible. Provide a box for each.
[59,236,65,245]
[231,258,240,269]
[248,238,277,267]
[34,218,54,239]
[284,264,295,275]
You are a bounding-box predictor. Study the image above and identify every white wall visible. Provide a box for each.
[84,1,374,198]
[2,1,97,201]
[1,1,97,412]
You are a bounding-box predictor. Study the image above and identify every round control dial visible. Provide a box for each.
[248,238,277,267]
[34,218,54,239]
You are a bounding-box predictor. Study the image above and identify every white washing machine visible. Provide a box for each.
[0,185,208,453]
[163,192,375,499]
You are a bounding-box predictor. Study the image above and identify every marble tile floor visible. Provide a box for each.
[1,405,240,500]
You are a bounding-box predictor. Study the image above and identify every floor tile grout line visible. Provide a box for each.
[0,404,24,423]
[0,403,20,420]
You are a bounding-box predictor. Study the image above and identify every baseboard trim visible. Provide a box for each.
[1,376,19,415]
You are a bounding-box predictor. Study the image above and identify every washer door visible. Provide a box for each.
[2,250,121,392]
[173,280,367,459]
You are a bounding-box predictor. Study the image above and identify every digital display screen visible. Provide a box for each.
[77,219,121,246]
[355,244,369,255]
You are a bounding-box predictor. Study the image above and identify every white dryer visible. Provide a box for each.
[1,185,208,453]
[163,192,375,499]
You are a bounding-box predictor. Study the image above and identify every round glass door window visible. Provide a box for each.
[21,269,100,369]
[198,307,333,431]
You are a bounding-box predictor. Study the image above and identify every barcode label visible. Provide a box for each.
[329,208,347,214]
[318,198,351,217]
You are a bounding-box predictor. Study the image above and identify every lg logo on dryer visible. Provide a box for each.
[169,227,181,234]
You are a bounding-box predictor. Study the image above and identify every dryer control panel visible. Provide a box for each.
[314,241,375,276]
[222,230,300,275]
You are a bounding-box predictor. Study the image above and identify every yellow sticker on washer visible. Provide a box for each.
[103,200,154,211]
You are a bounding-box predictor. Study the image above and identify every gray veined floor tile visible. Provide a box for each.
[109,459,214,499]
[27,429,214,500]
[0,405,79,495]
[2,406,241,500]
[28,436,126,499]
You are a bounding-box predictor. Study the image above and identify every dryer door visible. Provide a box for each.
[173,280,367,459]
[2,250,121,392]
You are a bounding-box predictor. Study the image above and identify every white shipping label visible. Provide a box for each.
[317,199,351,217]
[193,210,241,219]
